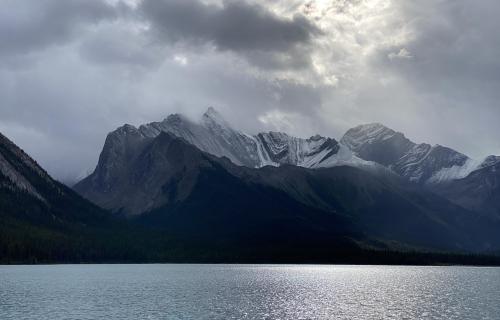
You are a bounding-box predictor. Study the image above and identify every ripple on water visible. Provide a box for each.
[0,264,499,320]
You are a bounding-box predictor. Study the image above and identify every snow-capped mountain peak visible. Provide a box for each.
[202,106,227,125]
[340,123,397,150]
[92,108,374,176]
[341,122,492,184]
[90,112,498,188]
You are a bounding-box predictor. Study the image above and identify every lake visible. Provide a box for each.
[1,264,499,319]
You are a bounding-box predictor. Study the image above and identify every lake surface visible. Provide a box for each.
[1,264,499,319]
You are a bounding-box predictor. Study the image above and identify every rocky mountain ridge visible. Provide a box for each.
[116,107,372,170]
[76,131,500,251]
[75,108,500,218]
[341,122,494,185]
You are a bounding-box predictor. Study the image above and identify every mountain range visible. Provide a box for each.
[75,130,498,251]
[341,122,500,218]
[73,108,500,253]
[3,108,500,263]
[76,108,500,220]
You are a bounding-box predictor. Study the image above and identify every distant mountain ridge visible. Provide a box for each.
[3,110,500,263]
[75,108,500,219]
[119,107,372,169]
[340,122,500,216]
[84,108,499,187]
[75,108,395,216]
[341,123,483,184]
[76,131,500,252]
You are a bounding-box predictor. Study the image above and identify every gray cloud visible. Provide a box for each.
[78,22,167,68]
[139,0,321,69]
[1,0,500,183]
[362,0,500,157]
[0,0,116,58]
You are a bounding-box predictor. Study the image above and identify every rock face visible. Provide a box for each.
[75,108,500,224]
[124,107,368,169]
[75,131,500,251]
[75,124,364,216]
[340,123,500,217]
[75,108,376,215]
[0,133,53,201]
[341,123,479,184]
[75,131,211,216]
[436,160,500,219]
[341,123,415,166]
[138,108,263,168]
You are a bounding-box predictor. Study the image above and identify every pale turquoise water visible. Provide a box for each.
[0,264,499,319]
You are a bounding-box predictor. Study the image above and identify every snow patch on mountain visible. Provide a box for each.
[245,134,277,167]
[310,144,375,168]
[341,122,496,184]
[340,123,397,149]
[102,108,375,172]
[428,158,482,184]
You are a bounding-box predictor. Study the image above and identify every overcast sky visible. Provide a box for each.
[1,0,500,183]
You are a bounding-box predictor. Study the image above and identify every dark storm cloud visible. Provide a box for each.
[139,0,321,69]
[0,0,116,57]
[78,23,167,68]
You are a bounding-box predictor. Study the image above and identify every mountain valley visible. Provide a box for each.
[3,108,500,263]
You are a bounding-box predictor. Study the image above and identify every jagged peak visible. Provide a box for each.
[115,123,138,133]
[261,131,291,138]
[204,106,219,116]
[135,113,193,138]
[202,107,227,124]
[164,113,185,123]
[308,134,325,141]
[106,123,144,141]
[341,122,402,150]
[349,122,395,135]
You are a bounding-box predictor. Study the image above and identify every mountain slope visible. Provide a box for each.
[76,131,499,252]
[3,130,500,263]
[0,132,137,263]
[435,159,500,219]
[88,107,372,174]
[341,123,480,184]
[0,132,110,224]
[340,123,500,216]
[75,108,381,214]
[340,123,415,166]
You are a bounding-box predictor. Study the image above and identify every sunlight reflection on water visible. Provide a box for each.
[1,264,499,319]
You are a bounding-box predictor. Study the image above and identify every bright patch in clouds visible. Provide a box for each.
[173,54,188,66]
[388,48,413,60]
[1,0,500,182]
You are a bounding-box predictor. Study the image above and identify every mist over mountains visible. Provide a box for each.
[76,108,500,219]
[2,108,500,263]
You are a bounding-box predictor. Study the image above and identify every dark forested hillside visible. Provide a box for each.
[77,131,500,253]
[2,130,500,265]
[0,132,141,263]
